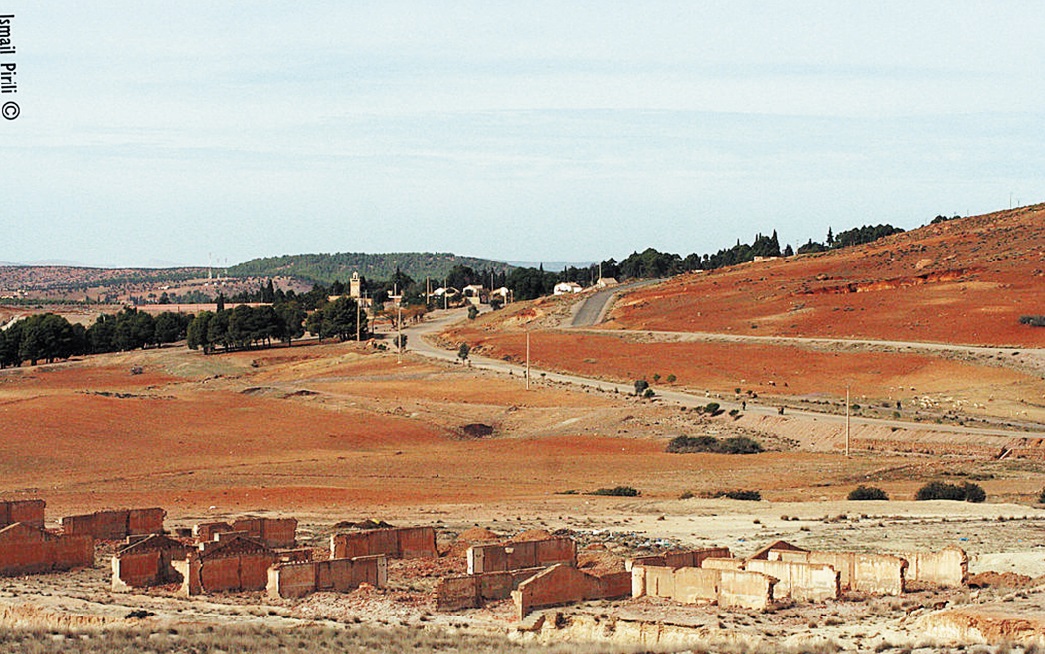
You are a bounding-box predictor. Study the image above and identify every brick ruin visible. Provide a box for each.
[193,517,297,549]
[0,522,93,577]
[330,526,437,560]
[61,508,166,540]
[267,555,388,599]
[628,542,967,611]
[467,536,576,574]
[0,499,46,530]
[111,534,188,592]
[0,500,977,624]
[173,534,278,596]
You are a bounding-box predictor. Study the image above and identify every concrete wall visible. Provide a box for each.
[511,564,631,619]
[435,568,542,611]
[718,568,777,611]
[902,546,967,588]
[0,499,45,529]
[174,536,277,596]
[701,557,745,571]
[744,559,840,602]
[626,547,731,571]
[61,508,165,540]
[267,555,387,599]
[0,522,93,576]
[777,550,907,596]
[632,565,777,612]
[467,537,576,574]
[330,527,437,560]
[111,534,187,592]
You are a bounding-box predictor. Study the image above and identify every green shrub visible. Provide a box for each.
[721,490,761,501]
[643,388,655,398]
[963,482,986,503]
[1019,315,1045,327]
[719,436,763,454]
[703,402,722,416]
[916,481,986,502]
[634,379,649,395]
[848,485,889,501]
[1038,487,1045,504]
[666,435,763,454]
[590,486,640,497]
[666,374,676,383]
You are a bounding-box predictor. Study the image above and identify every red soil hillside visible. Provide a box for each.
[607,205,1045,347]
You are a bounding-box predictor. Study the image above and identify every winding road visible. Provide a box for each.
[404,304,1043,440]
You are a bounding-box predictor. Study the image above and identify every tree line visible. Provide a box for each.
[0,308,192,368]
[185,296,367,354]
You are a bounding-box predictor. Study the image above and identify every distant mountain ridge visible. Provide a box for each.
[227,252,516,285]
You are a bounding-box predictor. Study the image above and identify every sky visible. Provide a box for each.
[3,1,1044,268]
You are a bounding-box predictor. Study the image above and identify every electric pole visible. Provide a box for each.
[525,331,530,390]
[845,384,851,457]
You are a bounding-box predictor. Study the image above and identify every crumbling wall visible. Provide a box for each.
[193,521,235,542]
[744,559,840,602]
[435,568,541,611]
[330,527,437,560]
[111,534,187,592]
[701,557,745,571]
[512,564,631,619]
[194,518,297,548]
[467,537,576,574]
[902,546,967,587]
[267,555,387,599]
[777,550,907,596]
[631,565,777,611]
[231,518,297,549]
[626,547,731,571]
[61,508,165,540]
[718,568,777,611]
[0,523,93,576]
[0,499,45,529]
[174,536,277,596]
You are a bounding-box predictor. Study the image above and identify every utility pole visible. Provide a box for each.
[525,331,530,390]
[397,302,403,364]
[845,384,851,457]
[356,296,361,342]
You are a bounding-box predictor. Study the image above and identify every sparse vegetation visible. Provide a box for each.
[589,486,640,497]
[848,485,889,501]
[633,379,649,395]
[1019,315,1045,327]
[666,435,763,454]
[916,481,987,503]
[718,490,762,501]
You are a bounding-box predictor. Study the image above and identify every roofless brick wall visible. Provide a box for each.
[0,522,93,576]
[467,537,576,574]
[0,499,45,530]
[331,527,437,560]
[61,508,165,540]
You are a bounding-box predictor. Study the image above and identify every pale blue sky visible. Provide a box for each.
[3,2,1043,267]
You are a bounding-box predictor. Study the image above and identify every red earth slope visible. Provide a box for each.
[606,205,1044,347]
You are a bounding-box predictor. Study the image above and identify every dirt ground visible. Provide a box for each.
[2,342,1045,650]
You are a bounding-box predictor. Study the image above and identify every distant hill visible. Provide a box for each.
[607,204,1045,348]
[227,252,515,285]
[0,265,209,292]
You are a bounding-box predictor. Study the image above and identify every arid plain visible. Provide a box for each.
[0,207,1043,652]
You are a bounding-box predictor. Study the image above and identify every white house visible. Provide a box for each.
[553,282,583,295]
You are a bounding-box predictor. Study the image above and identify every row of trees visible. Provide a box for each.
[0,308,192,368]
[185,297,367,354]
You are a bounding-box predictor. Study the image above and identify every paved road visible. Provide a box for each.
[570,280,660,327]
[405,308,1040,439]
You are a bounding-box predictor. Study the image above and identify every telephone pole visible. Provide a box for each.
[845,384,851,457]
[525,331,530,390]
